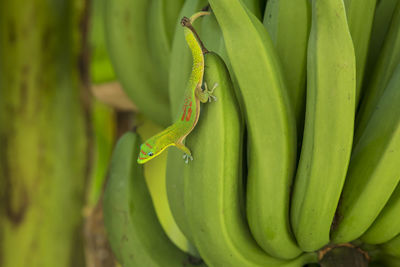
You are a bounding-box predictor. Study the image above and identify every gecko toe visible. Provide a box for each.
[212,83,218,91]
[209,95,217,102]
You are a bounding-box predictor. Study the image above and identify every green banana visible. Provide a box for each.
[104,0,170,126]
[200,13,226,58]
[290,0,356,251]
[355,1,400,145]
[201,4,262,104]
[146,0,184,90]
[331,62,400,244]
[166,149,194,242]
[381,234,400,258]
[147,0,172,90]
[183,51,317,267]
[137,119,199,256]
[361,182,400,244]
[162,0,185,44]
[103,132,205,267]
[263,0,311,136]
[363,0,399,85]
[343,0,377,104]
[144,151,199,257]
[209,0,300,259]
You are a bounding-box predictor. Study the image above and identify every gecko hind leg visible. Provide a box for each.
[175,143,193,164]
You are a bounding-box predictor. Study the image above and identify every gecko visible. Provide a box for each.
[137,11,217,164]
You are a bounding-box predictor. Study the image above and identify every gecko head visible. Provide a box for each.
[138,140,169,164]
[137,141,157,164]
[137,138,174,164]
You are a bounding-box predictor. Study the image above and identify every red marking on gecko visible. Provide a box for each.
[145,143,152,149]
[185,101,193,121]
[139,157,146,160]
[141,150,146,155]
[181,98,193,121]
[181,107,187,121]
[186,107,192,121]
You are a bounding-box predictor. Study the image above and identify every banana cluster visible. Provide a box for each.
[103,0,400,266]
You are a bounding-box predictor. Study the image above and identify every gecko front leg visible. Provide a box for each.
[196,82,218,103]
[175,143,193,164]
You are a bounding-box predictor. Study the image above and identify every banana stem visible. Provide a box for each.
[319,244,369,267]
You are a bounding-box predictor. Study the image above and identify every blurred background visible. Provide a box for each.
[0,0,138,266]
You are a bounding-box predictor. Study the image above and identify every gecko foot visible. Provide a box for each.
[204,82,218,102]
[183,153,194,164]
[208,95,217,102]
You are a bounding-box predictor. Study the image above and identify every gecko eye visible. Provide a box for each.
[148,152,154,157]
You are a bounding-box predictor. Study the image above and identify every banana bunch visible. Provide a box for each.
[103,0,400,265]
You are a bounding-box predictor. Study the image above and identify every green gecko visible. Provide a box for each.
[137,11,217,164]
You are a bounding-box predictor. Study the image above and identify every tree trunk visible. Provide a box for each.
[0,0,90,266]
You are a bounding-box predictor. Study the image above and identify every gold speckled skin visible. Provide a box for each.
[138,14,206,164]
